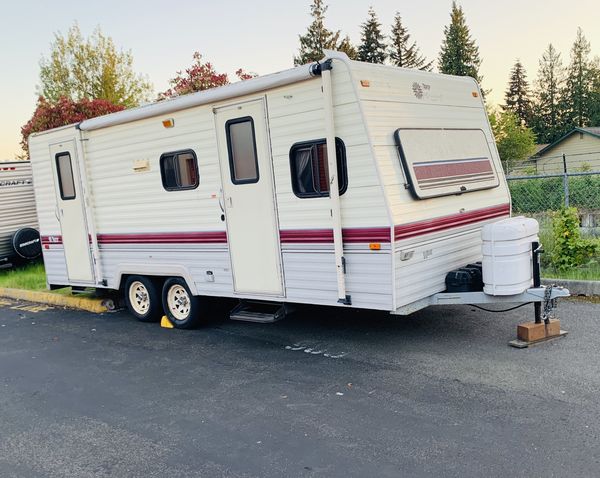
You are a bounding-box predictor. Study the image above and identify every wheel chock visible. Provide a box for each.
[160,316,174,329]
[509,319,567,348]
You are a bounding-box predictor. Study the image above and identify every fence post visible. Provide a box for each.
[562,153,569,208]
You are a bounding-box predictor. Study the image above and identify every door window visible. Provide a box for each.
[55,152,76,200]
[225,117,259,184]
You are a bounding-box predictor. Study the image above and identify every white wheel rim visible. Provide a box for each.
[129,281,150,315]
[167,284,191,321]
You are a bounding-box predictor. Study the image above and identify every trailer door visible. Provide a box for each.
[215,99,284,296]
[49,141,94,282]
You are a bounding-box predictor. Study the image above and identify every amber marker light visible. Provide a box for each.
[472,91,479,98]
[162,118,175,128]
[369,243,381,251]
[360,80,370,87]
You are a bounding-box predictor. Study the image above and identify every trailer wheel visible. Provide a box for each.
[162,278,202,329]
[124,276,162,322]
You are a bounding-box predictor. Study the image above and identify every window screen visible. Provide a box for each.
[226,117,259,184]
[160,150,199,191]
[55,152,76,200]
[394,128,499,199]
[289,138,347,198]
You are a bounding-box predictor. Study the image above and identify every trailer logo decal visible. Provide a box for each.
[0,179,32,188]
[412,82,431,100]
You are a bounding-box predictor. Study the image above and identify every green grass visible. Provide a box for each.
[543,262,600,281]
[0,262,49,290]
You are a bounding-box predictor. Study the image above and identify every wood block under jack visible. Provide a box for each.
[545,319,561,337]
[517,322,546,342]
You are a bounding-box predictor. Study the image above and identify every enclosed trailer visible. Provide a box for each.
[28,52,566,327]
[0,161,41,268]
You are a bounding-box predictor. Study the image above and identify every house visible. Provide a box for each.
[533,127,600,173]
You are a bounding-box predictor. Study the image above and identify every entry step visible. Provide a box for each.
[229,300,286,323]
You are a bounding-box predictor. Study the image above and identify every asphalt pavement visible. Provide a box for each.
[0,297,599,477]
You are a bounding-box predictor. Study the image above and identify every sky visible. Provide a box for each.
[1,0,600,159]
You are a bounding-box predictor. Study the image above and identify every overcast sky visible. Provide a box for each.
[1,0,599,159]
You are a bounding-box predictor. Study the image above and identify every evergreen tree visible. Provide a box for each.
[502,60,533,126]
[590,58,600,127]
[389,12,432,71]
[358,7,387,64]
[294,0,340,65]
[562,28,594,128]
[337,35,358,60]
[438,2,483,84]
[531,44,565,143]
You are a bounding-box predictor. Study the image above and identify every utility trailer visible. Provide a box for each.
[0,161,42,268]
[28,51,567,328]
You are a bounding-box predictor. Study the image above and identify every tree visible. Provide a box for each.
[158,52,256,100]
[438,2,483,84]
[388,12,432,70]
[562,28,595,128]
[357,7,386,64]
[337,35,359,60]
[39,24,152,107]
[20,96,125,157]
[531,44,566,144]
[294,0,340,65]
[502,60,533,126]
[488,109,536,173]
[590,58,600,127]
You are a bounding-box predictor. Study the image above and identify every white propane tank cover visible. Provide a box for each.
[481,216,539,296]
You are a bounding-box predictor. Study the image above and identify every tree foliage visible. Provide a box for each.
[20,96,125,156]
[503,60,532,126]
[357,7,387,64]
[158,52,256,99]
[489,109,536,172]
[562,28,595,128]
[438,2,483,84]
[531,44,566,143]
[388,13,432,71]
[39,24,152,108]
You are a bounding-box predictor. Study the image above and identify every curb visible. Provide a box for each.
[0,288,113,313]
[542,278,600,297]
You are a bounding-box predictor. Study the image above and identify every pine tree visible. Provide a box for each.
[337,35,358,60]
[562,28,595,128]
[531,44,565,143]
[294,0,340,65]
[438,2,483,84]
[389,12,432,71]
[502,60,533,126]
[358,7,387,64]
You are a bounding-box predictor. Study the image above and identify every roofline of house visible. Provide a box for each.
[533,127,600,159]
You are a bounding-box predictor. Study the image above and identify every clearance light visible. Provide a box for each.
[360,80,371,87]
[472,91,479,98]
[369,243,381,251]
[162,118,175,128]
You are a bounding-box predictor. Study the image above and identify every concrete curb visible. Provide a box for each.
[542,278,600,297]
[0,288,112,313]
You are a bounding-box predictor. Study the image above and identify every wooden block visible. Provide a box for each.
[517,322,546,342]
[545,319,561,337]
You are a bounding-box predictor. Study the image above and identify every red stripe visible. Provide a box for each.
[280,227,391,244]
[414,160,493,180]
[394,204,510,241]
[97,231,228,244]
[41,235,63,245]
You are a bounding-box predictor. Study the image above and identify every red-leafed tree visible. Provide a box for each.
[158,52,256,100]
[21,96,125,156]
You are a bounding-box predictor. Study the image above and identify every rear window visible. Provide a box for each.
[160,150,199,191]
[394,128,499,199]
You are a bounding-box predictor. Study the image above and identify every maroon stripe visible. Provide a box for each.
[97,231,228,244]
[41,235,63,245]
[394,204,510,241]
[414,160,493,181]
[279,227,391,244]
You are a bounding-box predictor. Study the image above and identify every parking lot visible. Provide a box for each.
[0,297,599,477]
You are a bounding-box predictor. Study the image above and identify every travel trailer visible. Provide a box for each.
[0,161,41,268]
[28,51,567,328]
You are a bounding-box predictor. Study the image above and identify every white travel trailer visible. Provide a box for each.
[0,161,41,267]
[28,52,566,328]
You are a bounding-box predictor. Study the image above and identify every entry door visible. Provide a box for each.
[49,141,94,282]
[215,99,284,295]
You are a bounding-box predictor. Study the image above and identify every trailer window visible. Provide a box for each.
[55,152,76,200]
[160,150,199,191]
[394,128,499,199]
[289,138,347,198]
[226,117,259,184]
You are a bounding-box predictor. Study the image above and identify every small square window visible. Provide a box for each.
[160,150,199,191]
[289,138,347,198]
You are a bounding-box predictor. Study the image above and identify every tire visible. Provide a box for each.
[162,278,204,329]
[11,228,42,261]
[124,275,163,322]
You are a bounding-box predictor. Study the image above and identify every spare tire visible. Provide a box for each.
[12,228,42,260]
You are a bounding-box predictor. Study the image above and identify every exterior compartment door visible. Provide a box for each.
[215,99,284,296]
